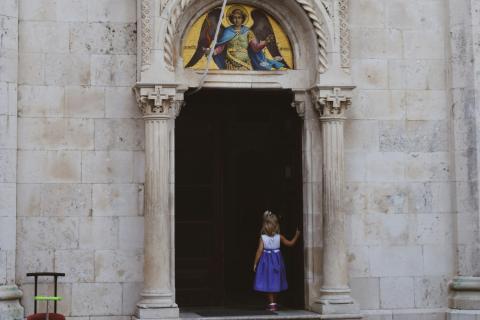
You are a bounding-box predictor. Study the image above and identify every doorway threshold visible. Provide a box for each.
[180,307,321,319]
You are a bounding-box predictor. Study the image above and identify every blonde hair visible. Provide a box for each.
[261,210,280,236]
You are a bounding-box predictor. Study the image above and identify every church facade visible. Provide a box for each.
[1,0,480,319]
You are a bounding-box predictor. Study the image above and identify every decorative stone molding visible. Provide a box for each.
[292,90,308,118]
[291,100,306,118]
[141,0,153,66]
[338,0,350,69]
[163,0,329,73]
[295,0,329,73]
[311,87,352,119]
[321,0,333,18]
[160,0,168,12]
[449,276,480,310]
[134,85,185,118]
[0,285,23,320]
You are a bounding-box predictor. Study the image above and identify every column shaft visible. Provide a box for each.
[321,119,348,291]
[141,117,173,304]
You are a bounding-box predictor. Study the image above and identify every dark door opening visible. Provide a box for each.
[175,89,304,309]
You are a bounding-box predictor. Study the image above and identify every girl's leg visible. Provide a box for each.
[267,293,274,304]
[272,293,277,304]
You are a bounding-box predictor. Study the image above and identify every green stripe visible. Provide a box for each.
[34,296,62,301]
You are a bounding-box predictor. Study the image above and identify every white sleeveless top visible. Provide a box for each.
[261,234,280,250]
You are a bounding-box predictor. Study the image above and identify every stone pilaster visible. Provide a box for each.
[0,0,23,319]
[134,85,183,320]
[447,0,480,317]
[310,87,360,318]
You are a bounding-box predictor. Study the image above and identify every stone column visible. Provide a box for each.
[311,87,360,318]
[134,85,183,320]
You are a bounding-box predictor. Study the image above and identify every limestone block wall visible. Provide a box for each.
[0,0,18,287]
[346,1,453,319]
[15,0,144,318]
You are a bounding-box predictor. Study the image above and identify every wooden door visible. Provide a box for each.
[175,89,304,308]
[175,99,224,306]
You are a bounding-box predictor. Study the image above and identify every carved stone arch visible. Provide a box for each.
[144,0,334,77]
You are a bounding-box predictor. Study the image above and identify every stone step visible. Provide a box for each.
[180,308,320,319]
[179,308,362,319]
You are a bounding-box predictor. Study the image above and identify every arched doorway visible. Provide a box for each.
[175,89,304,308]
[134,0,360,318]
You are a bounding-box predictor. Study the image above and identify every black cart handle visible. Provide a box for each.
[27,272,65,314]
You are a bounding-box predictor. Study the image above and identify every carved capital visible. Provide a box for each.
[311,87,352,120]
[134,85,185,119]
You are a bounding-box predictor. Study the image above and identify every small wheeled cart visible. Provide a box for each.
[26,272,65,320]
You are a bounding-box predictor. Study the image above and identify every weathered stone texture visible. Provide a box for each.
[15,2,141,318]
[78,217,119,250]
[71,283,122,316]
[65,86,105,118]
[69,23,136,55]
[0,1,18,296]
[380,277,415,309]
[91,54,136,86]
[347,0,454,316]
[94,250,143,282]
[92,184,143,216]
[94,119,144,151]
[81,151,135,183]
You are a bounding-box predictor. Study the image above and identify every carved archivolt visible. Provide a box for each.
[295,0,328,73]
[162,0,329,73]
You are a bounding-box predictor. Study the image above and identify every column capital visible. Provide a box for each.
[134,85,185,120]
[310,86,353,120]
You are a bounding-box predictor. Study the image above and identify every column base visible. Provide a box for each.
[311,287,362,319]
[449,276,480,309]
[447,309,480,320]
[135,306,179,319]
[0,285,24,320]
[135,289,179,319]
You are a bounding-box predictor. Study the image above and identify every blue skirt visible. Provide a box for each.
[254,249,288,293]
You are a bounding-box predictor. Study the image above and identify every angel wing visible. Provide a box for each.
[185,8,225,68]
[250,9,290,69]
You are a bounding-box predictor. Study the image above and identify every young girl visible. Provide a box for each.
[253,210,301,311]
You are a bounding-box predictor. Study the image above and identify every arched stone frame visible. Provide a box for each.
[134,0,360,319]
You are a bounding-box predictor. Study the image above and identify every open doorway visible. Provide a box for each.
[175,89,304,309]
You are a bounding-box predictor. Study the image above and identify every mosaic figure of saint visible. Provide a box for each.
[185,5,290,71]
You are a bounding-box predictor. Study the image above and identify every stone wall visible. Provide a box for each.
[15,0,143,318]
[3,0,479,319]
[0,0,18,288]
[346,1,453,319]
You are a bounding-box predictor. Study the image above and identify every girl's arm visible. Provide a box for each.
[280,229,301,247]
[253,237,264,272]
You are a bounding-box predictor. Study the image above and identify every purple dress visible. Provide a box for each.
[254,234,288,293]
